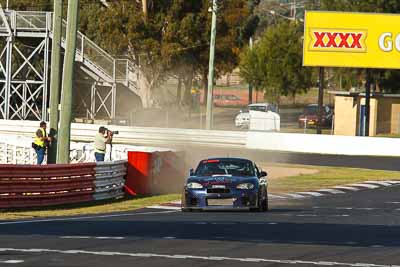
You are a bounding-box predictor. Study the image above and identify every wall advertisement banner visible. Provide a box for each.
[303,11,400,69]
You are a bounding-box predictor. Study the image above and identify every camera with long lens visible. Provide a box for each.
[106,129,119,136]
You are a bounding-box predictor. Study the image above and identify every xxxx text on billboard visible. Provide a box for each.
[303,11,400,69]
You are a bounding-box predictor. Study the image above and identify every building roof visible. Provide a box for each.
[328,91,400,98]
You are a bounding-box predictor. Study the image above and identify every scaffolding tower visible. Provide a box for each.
[0,9,138,121]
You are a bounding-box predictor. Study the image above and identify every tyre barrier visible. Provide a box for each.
[0,161,127,209]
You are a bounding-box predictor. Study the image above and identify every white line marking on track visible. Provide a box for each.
[283,193,307,199]
[60,236,125,240]
[384,181,400,184]
[333,186,360,191]
[0,260,24,264]
[357,208,376,211]
[269,194,288,199]
[349,183,380,189]
[0,248,398,267]
[147,205,182,210]
[0,210,177,225]
[365,181,393,186]
[96,237,125,240]
[297,192,325,197]
[162,237,176,239]
[60,236,91,239]
[386,202,400,204]
[317,189,345,194]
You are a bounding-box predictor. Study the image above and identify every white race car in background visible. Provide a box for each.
[235,109,250,128]
[235,103,279,129]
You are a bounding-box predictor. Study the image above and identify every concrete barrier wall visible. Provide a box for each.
[0,119,400,157]
[246,131,400,156]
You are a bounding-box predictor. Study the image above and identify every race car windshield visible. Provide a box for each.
[195,160,255,177]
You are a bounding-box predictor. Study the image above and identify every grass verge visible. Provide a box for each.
[0,194,180,221]
[268,164,400,193]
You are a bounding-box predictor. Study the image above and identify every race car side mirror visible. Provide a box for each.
[259,171,267,178]
[189,169,195,176]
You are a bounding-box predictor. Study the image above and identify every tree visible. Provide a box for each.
[240,20,312,104]
[93,0,255,108]
[2,1,257,108]
[0,0,52,11]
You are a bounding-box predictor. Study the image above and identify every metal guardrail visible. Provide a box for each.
[0,134,173,165]
[0,120,248,148]
[0,160,128,209]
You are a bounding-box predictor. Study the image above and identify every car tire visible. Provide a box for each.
[251,193,267,212]
[258,191,269,212]
[263,193,269,212]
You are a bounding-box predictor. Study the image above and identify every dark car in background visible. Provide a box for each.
[182,158,268,212]
[298,104,333,128]
[213,94,247,107]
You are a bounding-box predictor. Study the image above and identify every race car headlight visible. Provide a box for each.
[186,182,203,189]
[236,183,255,190]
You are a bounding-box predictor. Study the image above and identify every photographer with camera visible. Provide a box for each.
[93,126,113,162]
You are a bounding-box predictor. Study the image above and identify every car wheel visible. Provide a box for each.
[257,190,268,212]
[263,192,269,212]
[251,193,266,212]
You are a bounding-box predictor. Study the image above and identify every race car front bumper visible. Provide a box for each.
[182,187,259,210]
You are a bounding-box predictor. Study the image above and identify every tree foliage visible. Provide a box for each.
[2,0,258,107]
[240,20,312,104]
[89,0,256,107]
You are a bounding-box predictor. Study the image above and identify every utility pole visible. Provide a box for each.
[205,0,217,130]
[317,67,324,134]
[48,0,63,164]
[365,69,371,136]
[293,0,297,20]
[57,0,79,164]
[248,37,253,104]
[142,0,148,23]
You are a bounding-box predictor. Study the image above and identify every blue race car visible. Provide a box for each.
[181,158,268,212]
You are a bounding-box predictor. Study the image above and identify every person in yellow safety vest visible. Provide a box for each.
[33,121,51,165]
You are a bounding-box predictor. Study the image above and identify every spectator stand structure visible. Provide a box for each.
[0,8,138,121]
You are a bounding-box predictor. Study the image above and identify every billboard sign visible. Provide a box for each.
[303,11,400,69]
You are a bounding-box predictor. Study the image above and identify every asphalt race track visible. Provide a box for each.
[179,146,400,171]
[0,184,399,266]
